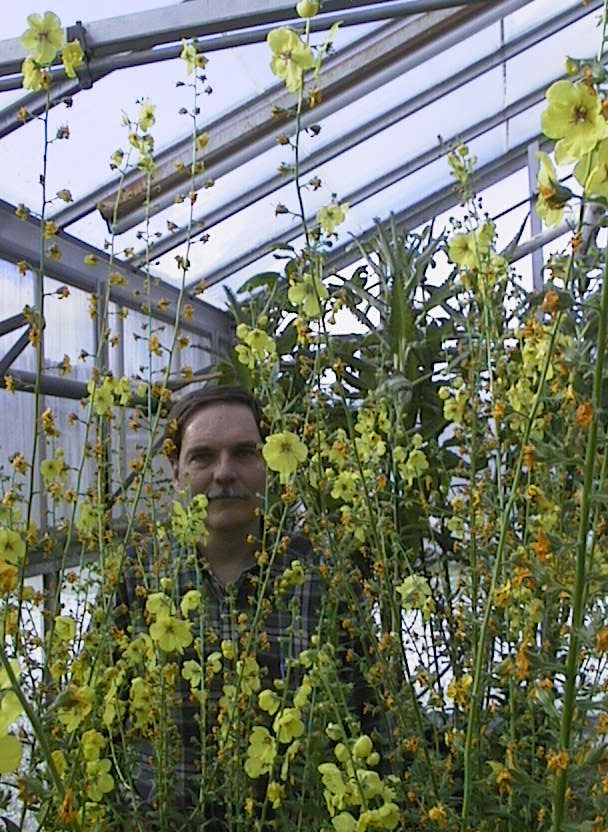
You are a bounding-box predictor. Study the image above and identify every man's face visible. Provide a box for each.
[173,402,266,536]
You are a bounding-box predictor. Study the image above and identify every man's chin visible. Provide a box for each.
[206,502,256,531]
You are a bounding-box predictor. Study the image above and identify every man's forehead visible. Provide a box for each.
[182,402,261,442]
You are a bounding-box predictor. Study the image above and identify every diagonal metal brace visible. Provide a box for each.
[0,327,32,378]
[0,312,27,337]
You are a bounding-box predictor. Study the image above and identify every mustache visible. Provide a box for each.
[206,487,250,500]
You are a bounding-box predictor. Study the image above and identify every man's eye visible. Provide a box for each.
[192,452,213,464]
[236,447,259,460]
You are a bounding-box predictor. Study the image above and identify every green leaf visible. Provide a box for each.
[236,272,281,295]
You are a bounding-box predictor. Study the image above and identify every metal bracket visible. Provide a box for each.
[66,21,94,90]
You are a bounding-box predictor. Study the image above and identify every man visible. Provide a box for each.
[113,385,381,829]
[168,385,267,587]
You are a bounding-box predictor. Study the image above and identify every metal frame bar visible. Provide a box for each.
[130,0,594,269]
[51,0,527,233]
[0,312,27,337]
[527,140,545,291]
[0,0,492,80]
[0,329,31,378]
[0,3,501,141]
[184,74,554,289]
[509,221,572,265]
[0,199,231,344]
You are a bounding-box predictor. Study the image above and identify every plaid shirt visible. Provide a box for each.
[114,535,338,814]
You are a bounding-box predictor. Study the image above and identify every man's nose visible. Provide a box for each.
[213,451,236,482]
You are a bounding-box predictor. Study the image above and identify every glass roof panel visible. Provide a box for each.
[505,12,599,104]
[0,0,598,312]
[503,0,586,41]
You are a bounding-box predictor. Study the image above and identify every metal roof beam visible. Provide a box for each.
[0,200,231,344]
[0,0,485,80]
[51,0,528,233]
[132,0,593,269]
[0,1,496,136]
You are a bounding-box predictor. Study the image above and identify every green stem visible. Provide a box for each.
[551,241,608,832]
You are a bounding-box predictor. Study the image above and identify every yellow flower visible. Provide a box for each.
[399,447,429,487]
[21,12,64,66]
[53,615,76,643]
[357,803,400,830]
[288,273,328,318]
[0,735,22,775]
[541,80,608,164]
[86,758,114,802]
[221,639,236,660]
[149,615,193,654]
[244,726,277,778]
[267,28,315,93]
[180,589,202,617]
[87,378,114,416]
[44,220,58,240]
[536,152,571,226]
[263,431,308,484]
[182,660,202,688]
[448,221,494,269]
[0,528,26,565]
[81,729,106,762]
[447,674,473,709]
[318,762,348,807]
[57,684,95,732]
[138,99,156,131]
[0,691,23,735]
[352,734,373,759]
[273,707,305,743]
[332,813,356,832]
[236,656,261,694]
[317,202,349,234]
[397,575,435,617]
[575,139,608,197]
[0,563,18,595]
[21,58,47,91]
[196,132,210,151]
[266,781,284,808]
[207,651,222,676]
[0,661,20,691]
[258,689,280,715]
[61,40,84,78]
[180,39,207,75]
[428,803,448,828]
[330,471,359,503]
[40,449,68,485]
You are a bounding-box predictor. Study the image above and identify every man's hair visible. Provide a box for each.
[164,385,264,463]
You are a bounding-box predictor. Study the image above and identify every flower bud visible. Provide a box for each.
[296,0,319,17]
[353,734,373,759]
[564,57,579,76]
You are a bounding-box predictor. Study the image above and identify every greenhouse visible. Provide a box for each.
[1,0,608,829]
